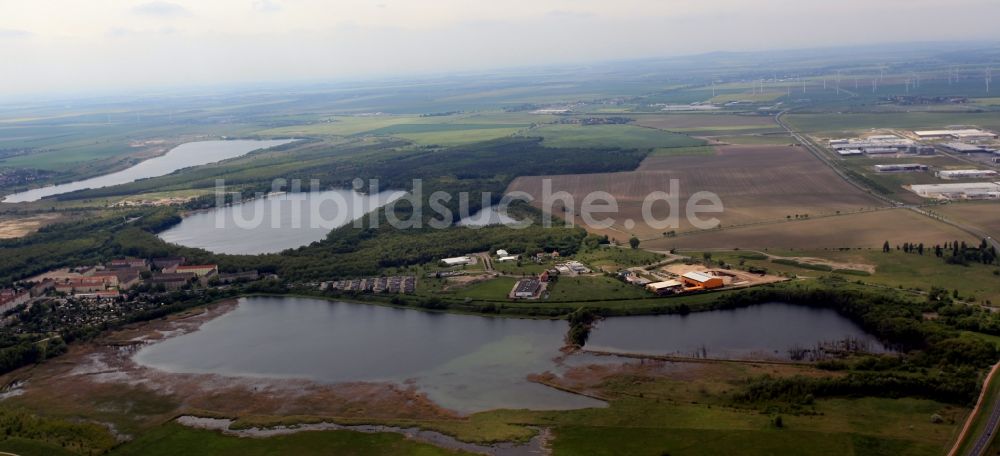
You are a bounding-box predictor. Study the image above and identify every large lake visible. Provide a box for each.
[134,296,604,414]
[3,139,296,203]
[134,298,888,413]
[587,303,889,360]
[157,189,405,254]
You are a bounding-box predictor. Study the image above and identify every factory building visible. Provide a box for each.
[681,272,725,290]
[942,142,996,154]
[915,129,998,141]
[511,278,542,299]
[937,169,999,180]
[910,182,1000,200]
[828,134,917,155]
[646,280,684,296]
[874,164,928,173]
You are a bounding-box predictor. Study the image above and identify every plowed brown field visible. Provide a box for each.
[507,145,885,241]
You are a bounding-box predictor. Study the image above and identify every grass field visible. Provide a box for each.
[508,144,884,240]
[691,247,1000,303]
[645,209,977,252]
[786,112,1000,135]
[631,113,780,132]
[526,124,705,150]
[546,276,651,301]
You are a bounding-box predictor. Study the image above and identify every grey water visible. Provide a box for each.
[134,296,605,414]
[3,139,296,203]
[157,189,405,254]
[586,302,889,360]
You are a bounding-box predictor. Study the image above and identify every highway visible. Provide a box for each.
[969,390,1000,456]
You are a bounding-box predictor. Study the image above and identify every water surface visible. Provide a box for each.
[157,189,404,254]
[134,296,604,413]
[587,303,888,360]
[4,139,296,203]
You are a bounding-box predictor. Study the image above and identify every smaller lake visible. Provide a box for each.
[587,303,890,360]
[456,205,520,227]
[158,189,405,255]
[3,139,296,203]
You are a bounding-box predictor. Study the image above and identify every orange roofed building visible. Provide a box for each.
[681,271,724,290]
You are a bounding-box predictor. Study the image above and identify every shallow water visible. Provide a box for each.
[134,296,605,414]
[3,139,296,203]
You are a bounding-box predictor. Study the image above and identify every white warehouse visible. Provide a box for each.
[937,169,999,180]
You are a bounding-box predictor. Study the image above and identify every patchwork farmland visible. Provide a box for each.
[507,144,885,241]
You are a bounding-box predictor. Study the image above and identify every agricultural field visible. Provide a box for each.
[933,202,1000,240]
[632,113,782,136]
[645,208,977,251]
[524,124,705,150]
[507,144,884,240]
[0,123,259,172]
[258,112,540,146]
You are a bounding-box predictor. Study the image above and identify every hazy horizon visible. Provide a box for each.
[3,0,1000,96]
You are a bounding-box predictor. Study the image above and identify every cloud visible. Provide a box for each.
[131,1,192,17]
[0,29,32,39]
[253,0,282,13]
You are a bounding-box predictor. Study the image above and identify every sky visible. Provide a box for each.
[2,0,1000,96]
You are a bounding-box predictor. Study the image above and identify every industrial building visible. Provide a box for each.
[828,134,917,155]
[910,182,1000,200]
[511,278,542,299]
[915,129,998,141]
[937,169,999,180]
[942,142,996,154]
[874,164,928,173]
[681,272,725,290]
[441,256,476,266]
[646,280,683,295]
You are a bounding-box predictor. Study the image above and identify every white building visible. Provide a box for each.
[441,256,476,267]
[937,170,999,180]
[874,164,928,173]
[915,129,998,140]
[910,182,1000,200]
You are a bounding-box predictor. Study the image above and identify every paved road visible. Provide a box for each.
[953,363,1000,456]
[969,390,1000,456]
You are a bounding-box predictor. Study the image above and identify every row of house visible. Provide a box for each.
[322,276,416,294]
